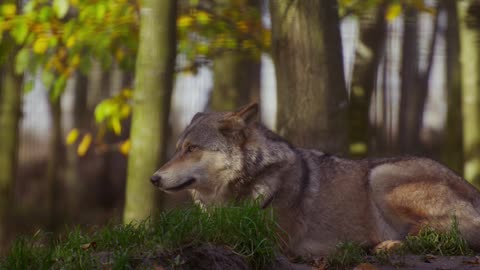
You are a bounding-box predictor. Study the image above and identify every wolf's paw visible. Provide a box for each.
[373,240,403,254]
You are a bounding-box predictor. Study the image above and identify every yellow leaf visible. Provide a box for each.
[69,0,79,7]
[177,15,193,28]
[66,36,75,48]
[71,54,80,67]
[115,48,125,62]
[196,11,210,25]
[66,128,79,145]
[33,38,49,54]
[242,40,255,50]
[1,4,16,17]
[111,118,122,135]
[386,3,402,22]
[77,134,92,156]
[119,140,130,155]
[121,88,133,98]
[350,142,367,155]
[196,43,209,55]
[236,21,248,33]
[120,104,131,118]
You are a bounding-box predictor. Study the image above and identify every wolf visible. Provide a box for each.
[150,102,480,257]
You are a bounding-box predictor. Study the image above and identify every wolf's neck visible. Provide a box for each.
[233,124,305,207]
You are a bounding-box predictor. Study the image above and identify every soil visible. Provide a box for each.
[102,245,480,270]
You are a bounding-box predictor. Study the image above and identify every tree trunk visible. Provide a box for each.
[348,6,387,158]
[0,58,22,249]
[270,0,348,154]
[46,96,64,231]
[398,7,421,154]
[443,0,464,175]
[398,5,440,155]
[210,51,260,111]
[0,0,22,248]
[209,0,261,112]
[123,0,177,223]
[64,73,88,215]
[460,0,480,188]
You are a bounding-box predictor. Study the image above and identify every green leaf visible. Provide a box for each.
[94,101,109,123]
[51,76,67,101]
[96,4,106,20]
[42,70,55,89]
[11,21,28,44]
[15,48,29,74]
[24,79,34,93]
[38,6,53,22]
[53,0,69,19]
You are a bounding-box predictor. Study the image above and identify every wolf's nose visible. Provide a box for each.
[150,175,161,186]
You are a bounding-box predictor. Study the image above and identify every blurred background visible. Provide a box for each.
[0,0,479,253]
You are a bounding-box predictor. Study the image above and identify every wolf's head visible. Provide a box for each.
[150,102,259,195]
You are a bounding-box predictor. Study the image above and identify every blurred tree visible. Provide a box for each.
[64,72,89,214]
[45,96,63,231]
[398,3,439,154]
[123,0,176,223]
[211,51,260,111]
[210,0,261,111]
[348,5,387,158]
[442,0,464,175]
[460,0,480,188]
[270,0,348,153]
[0,0,22,249]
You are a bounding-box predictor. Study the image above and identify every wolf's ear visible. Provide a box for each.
[234,102,259,124]
[218,102,259,134]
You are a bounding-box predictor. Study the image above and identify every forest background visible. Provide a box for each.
[0,0,479,254]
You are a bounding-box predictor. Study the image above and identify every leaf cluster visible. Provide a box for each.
[0,0,139,100]
[177,0,270,73]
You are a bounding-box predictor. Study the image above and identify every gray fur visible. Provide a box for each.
[151,103,480,258]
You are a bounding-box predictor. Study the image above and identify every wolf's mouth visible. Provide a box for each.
[164,178,196,191]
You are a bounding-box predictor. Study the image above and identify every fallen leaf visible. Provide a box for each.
[423,254,436,263]
[81,241,97,251]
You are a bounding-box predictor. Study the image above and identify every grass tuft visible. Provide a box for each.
[0,200,279,269]
[327,241,366,270]
[403,216,474,256]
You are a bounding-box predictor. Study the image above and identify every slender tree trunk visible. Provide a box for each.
[123,0,177,223]
[0,0,22,247]
[398,6,439,155]
[210,0,261,112]
[64,73,88,215]
[348,6,387,158]
[460,0,480,188]
[443,0,464,175]
[270,0,348,153]
[0,60,22,249]
[210,52,260,111]
[46,97,63,231]
[398,7,421,153]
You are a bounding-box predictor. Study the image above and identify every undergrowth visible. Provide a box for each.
[403,216,474,256]
[0,200,279,270]
[326,217,476,269]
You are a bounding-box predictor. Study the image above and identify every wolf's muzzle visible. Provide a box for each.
[150,174,161,186]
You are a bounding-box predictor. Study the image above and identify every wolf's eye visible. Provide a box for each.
[185,145,198,153]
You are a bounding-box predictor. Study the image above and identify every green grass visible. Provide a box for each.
[325,217,476,269]
[0,200,279,270]
[326,242,366,270]
[403,217,474,256]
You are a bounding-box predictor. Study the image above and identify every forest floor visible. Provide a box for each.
[1,202,479,270]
